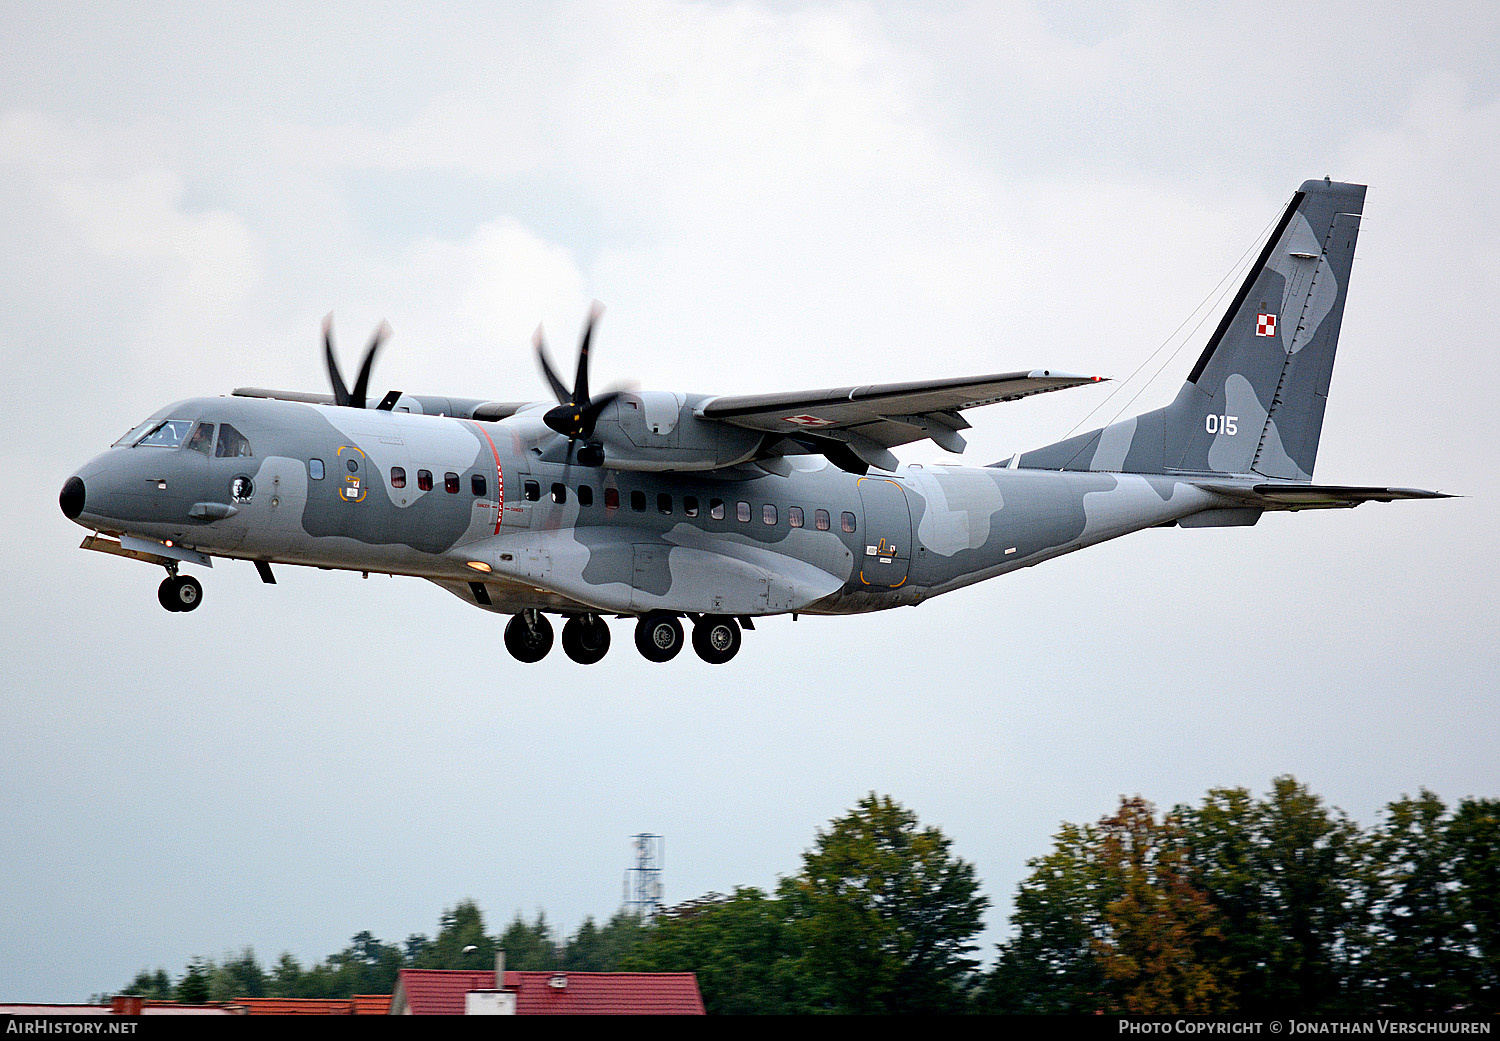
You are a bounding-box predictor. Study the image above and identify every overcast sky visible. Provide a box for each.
[3,1,1497,1003]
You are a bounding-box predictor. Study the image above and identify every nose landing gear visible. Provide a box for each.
[158,573,203,613]
[504,610,554,663]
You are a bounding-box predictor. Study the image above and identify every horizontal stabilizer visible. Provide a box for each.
[1198,482,1454,511]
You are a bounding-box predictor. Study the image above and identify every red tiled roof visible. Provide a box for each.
[394,970,500,1016]
[510,972,704,1016]
[235,996,390,1015]
[393,969,704,1015]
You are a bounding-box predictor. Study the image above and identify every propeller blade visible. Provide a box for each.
[534,325,572,405]
[323,314,351,408]
[348,321,390,410]
[573,302,603,405]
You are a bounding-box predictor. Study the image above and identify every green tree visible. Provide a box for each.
[175,958,212,1004]
[122,968,173,1000]
[1448,797,1500,1010]
[784,794,989,1013]
[983,820,1110,1013]
[1177,776,1368,1014]
[498,911,559,970]
[414,900,495,970]
[625,888,814,1014]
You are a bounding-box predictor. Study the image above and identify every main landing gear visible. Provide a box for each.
[157,573,203,612]
[502,611,747,664]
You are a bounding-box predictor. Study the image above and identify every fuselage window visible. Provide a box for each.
[418,469,433,491]
[185,423,215,455]
[473,474,487,497]
[523,481,540,502]
[215,424,253,458]
[815,509,831,531]
[842,511,857,533]
[604,487,620,510]
[551,482,567,504]
[445,472,460,494]
[658,493,672,515]
[136,419,195,448]
[309,459,325,480]
[710,499,725,520]
[684,495,699,517]
[631,490,646,512]
[789,506,804,528]
[763,504,777,525]
[391,467,407,489]
[578,485,594,507]
[737,501,751,523]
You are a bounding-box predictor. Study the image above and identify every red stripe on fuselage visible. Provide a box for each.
[468,421,505,535]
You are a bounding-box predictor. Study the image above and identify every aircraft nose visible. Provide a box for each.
[60,475,85,519]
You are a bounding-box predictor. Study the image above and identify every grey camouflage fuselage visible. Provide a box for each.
[60,179,1449,659]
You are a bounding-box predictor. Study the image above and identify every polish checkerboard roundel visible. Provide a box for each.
[1256,313,1277,337]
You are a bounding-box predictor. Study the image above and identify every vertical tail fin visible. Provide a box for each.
[1018,179,1365,480]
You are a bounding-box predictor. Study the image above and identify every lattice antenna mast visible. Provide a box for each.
[623,833,665,920]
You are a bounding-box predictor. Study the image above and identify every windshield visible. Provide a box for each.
[131,419,196,448]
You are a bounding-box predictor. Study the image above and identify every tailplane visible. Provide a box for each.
[1018,179,1366,480]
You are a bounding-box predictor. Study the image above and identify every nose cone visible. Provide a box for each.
[60,476,86,519]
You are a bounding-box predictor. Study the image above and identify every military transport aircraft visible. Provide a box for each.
[60,179,1448,664]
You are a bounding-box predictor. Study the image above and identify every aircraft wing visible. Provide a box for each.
[1199,482,1455,511]
[699,370,1105,471]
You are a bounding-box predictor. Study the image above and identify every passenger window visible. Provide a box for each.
[684,495,699,517]
[391,467,407,489]
[578,485,594,507]
[631,490,646,512]
[473,474,487,496]
[737,501,750,523]
[763,504,777,525]
[445,472,460,494]
[789,506,803,528]
[185,423,215,455]
[524,481,540,502]
[604,487,620,510]
[418,469,433,491]
[710,499,725,520]
[658,493,672,515]
[551,483,567,504]
[309,459,325,480]
[842,511,856,533]
[215,424,253,458]
[815,509,831,531]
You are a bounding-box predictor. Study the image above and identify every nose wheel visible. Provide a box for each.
[504,610,554,663]
[158,574,203,613]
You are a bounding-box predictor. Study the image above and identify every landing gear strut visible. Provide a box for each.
[504,610,554,663]
[157,573,202,613]
[634,613,685,662]
[561,614,611,664]
[692,615,741,664]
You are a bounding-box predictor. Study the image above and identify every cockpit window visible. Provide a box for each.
[134,419,196,448]
[215,424,253,458]
[113,420,157,447]
[185,422,215,455]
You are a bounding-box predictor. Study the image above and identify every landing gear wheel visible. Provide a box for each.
[634,614,685,662]
[158,575,202,613]
[692,615,741,664]
[562,614,611,664]
[504,612,554,663]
